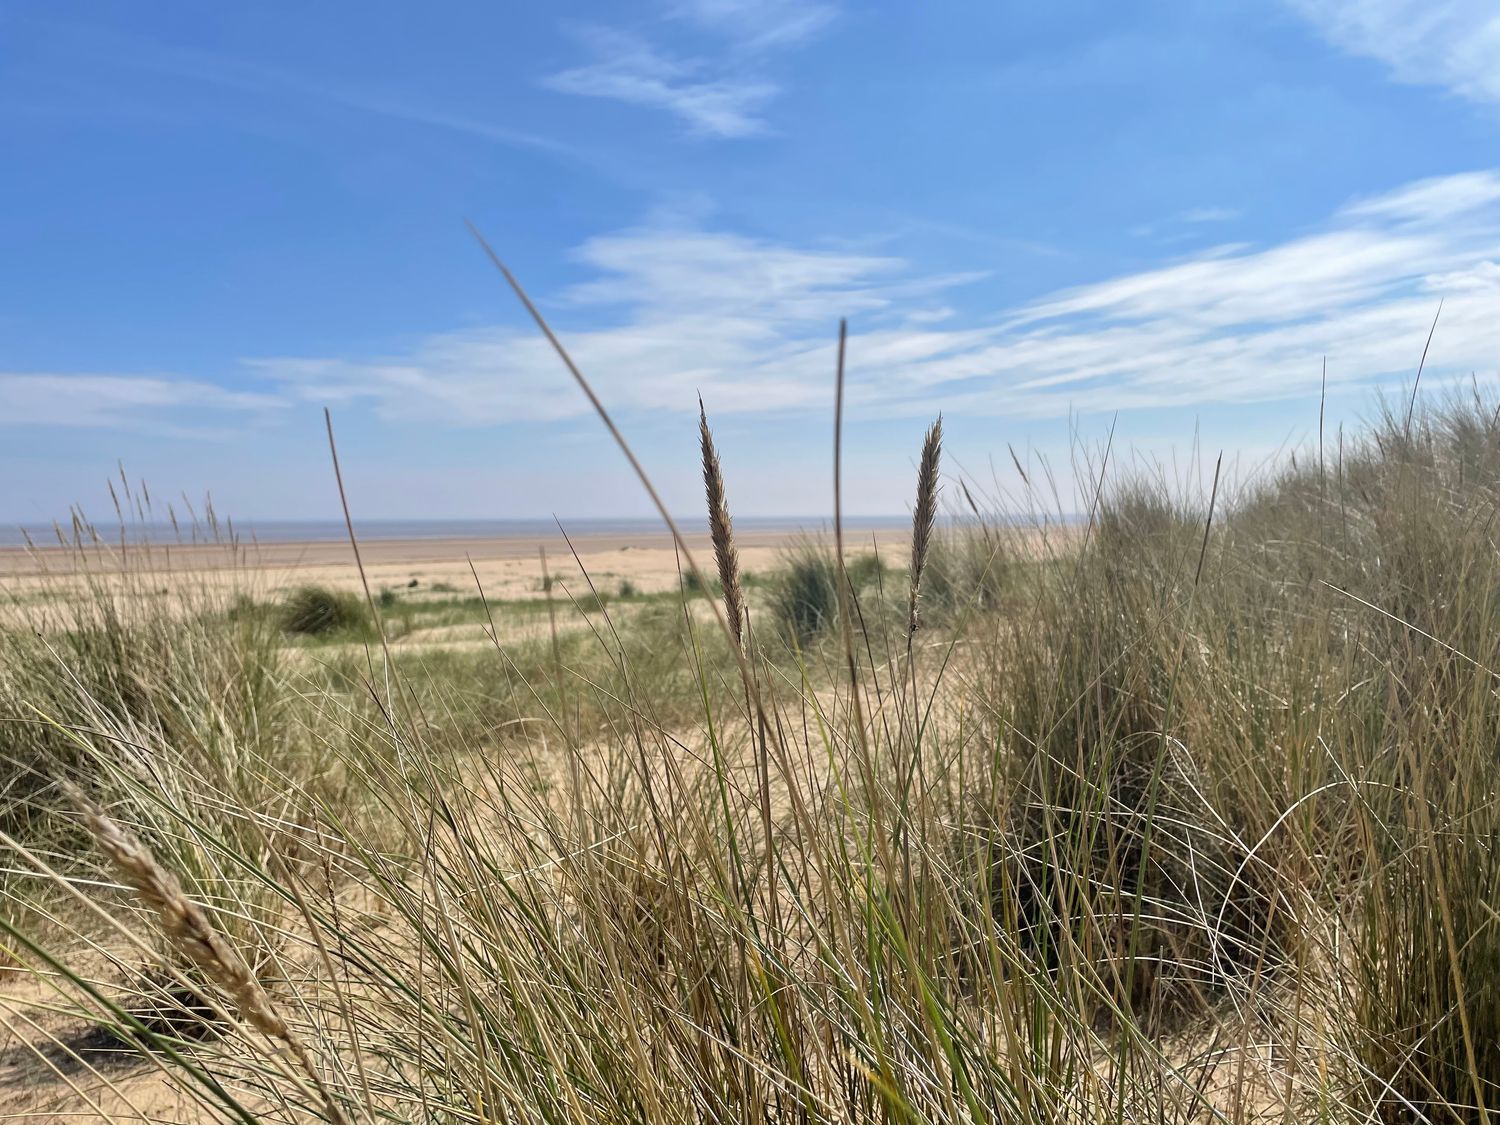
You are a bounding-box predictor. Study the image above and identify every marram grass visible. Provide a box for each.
[4,393,1500,1123]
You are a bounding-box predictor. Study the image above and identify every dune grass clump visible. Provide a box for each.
[765,546,895,644]
[844,551,888,594]
[1280,396,1500,1123]
[278,584,369,637]
[954,481,1284,1031]
[0,573,283,843]
[63,782,352,1124]
[917,531,1003,617]
[13,315,1500,1125]
[766,540,839,642]
[679,567,717,596]
[1353,789,1500,1124]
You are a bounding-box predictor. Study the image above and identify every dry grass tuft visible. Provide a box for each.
[11,333,1500,1123]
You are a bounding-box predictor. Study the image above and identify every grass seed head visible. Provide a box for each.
[699,399,746,649]
[64,781,290,1040]
[908,415,943,636]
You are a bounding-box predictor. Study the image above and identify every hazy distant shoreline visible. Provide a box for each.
[0,519,932,583]
[0,515,917,551]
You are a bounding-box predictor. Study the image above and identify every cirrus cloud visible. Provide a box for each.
[251,170,1500,425]
[1287,0,1500,109]
[542,26,778,139]
[0,373,279,430]
[11,171,1500,433]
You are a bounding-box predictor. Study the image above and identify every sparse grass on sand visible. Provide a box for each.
[7,375,1500,1124]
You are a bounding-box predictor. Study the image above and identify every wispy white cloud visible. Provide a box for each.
[96,36,582,157]
[1344,169,1500,222]
[1131,207,1241,240]
[18,172,1495,432]
[543,1,834,137]
[542,25,776,138]
[0,373,279,428]
[1288,0,1500,107]
[308,84,581,157]
[1180,206,1241,224]
[250,229,941,421]
[255,170,1500,425]
[667,0,837,50]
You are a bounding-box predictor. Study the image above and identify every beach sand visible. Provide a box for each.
[0,525,912,605]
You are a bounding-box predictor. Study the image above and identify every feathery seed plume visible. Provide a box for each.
[699,398,746,648]
[65,783,351,1125]
[908,415,943,636]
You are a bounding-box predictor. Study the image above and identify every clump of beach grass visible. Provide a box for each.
[766,539,838,643]
[278,584,368,637]
[10,297,1500,1124]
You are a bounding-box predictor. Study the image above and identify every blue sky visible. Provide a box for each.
[4,0,1500,523]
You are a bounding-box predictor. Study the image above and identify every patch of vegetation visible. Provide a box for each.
[766,544,894,643]
[278,585,370,637]
[844,551,888,592]
[15,394,1500,1124]
[766,541,837,642]
[920,528,1007,619]
[225,592,268,622]
[681,567,717,595]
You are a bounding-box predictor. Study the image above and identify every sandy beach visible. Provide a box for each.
[0,524,913,604]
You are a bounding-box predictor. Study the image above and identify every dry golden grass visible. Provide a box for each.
[3,340,1500,1124]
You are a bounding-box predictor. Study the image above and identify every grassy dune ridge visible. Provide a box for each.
[3,392,1500,1122]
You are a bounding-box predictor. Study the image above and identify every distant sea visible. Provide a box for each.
[0,515,918,549]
